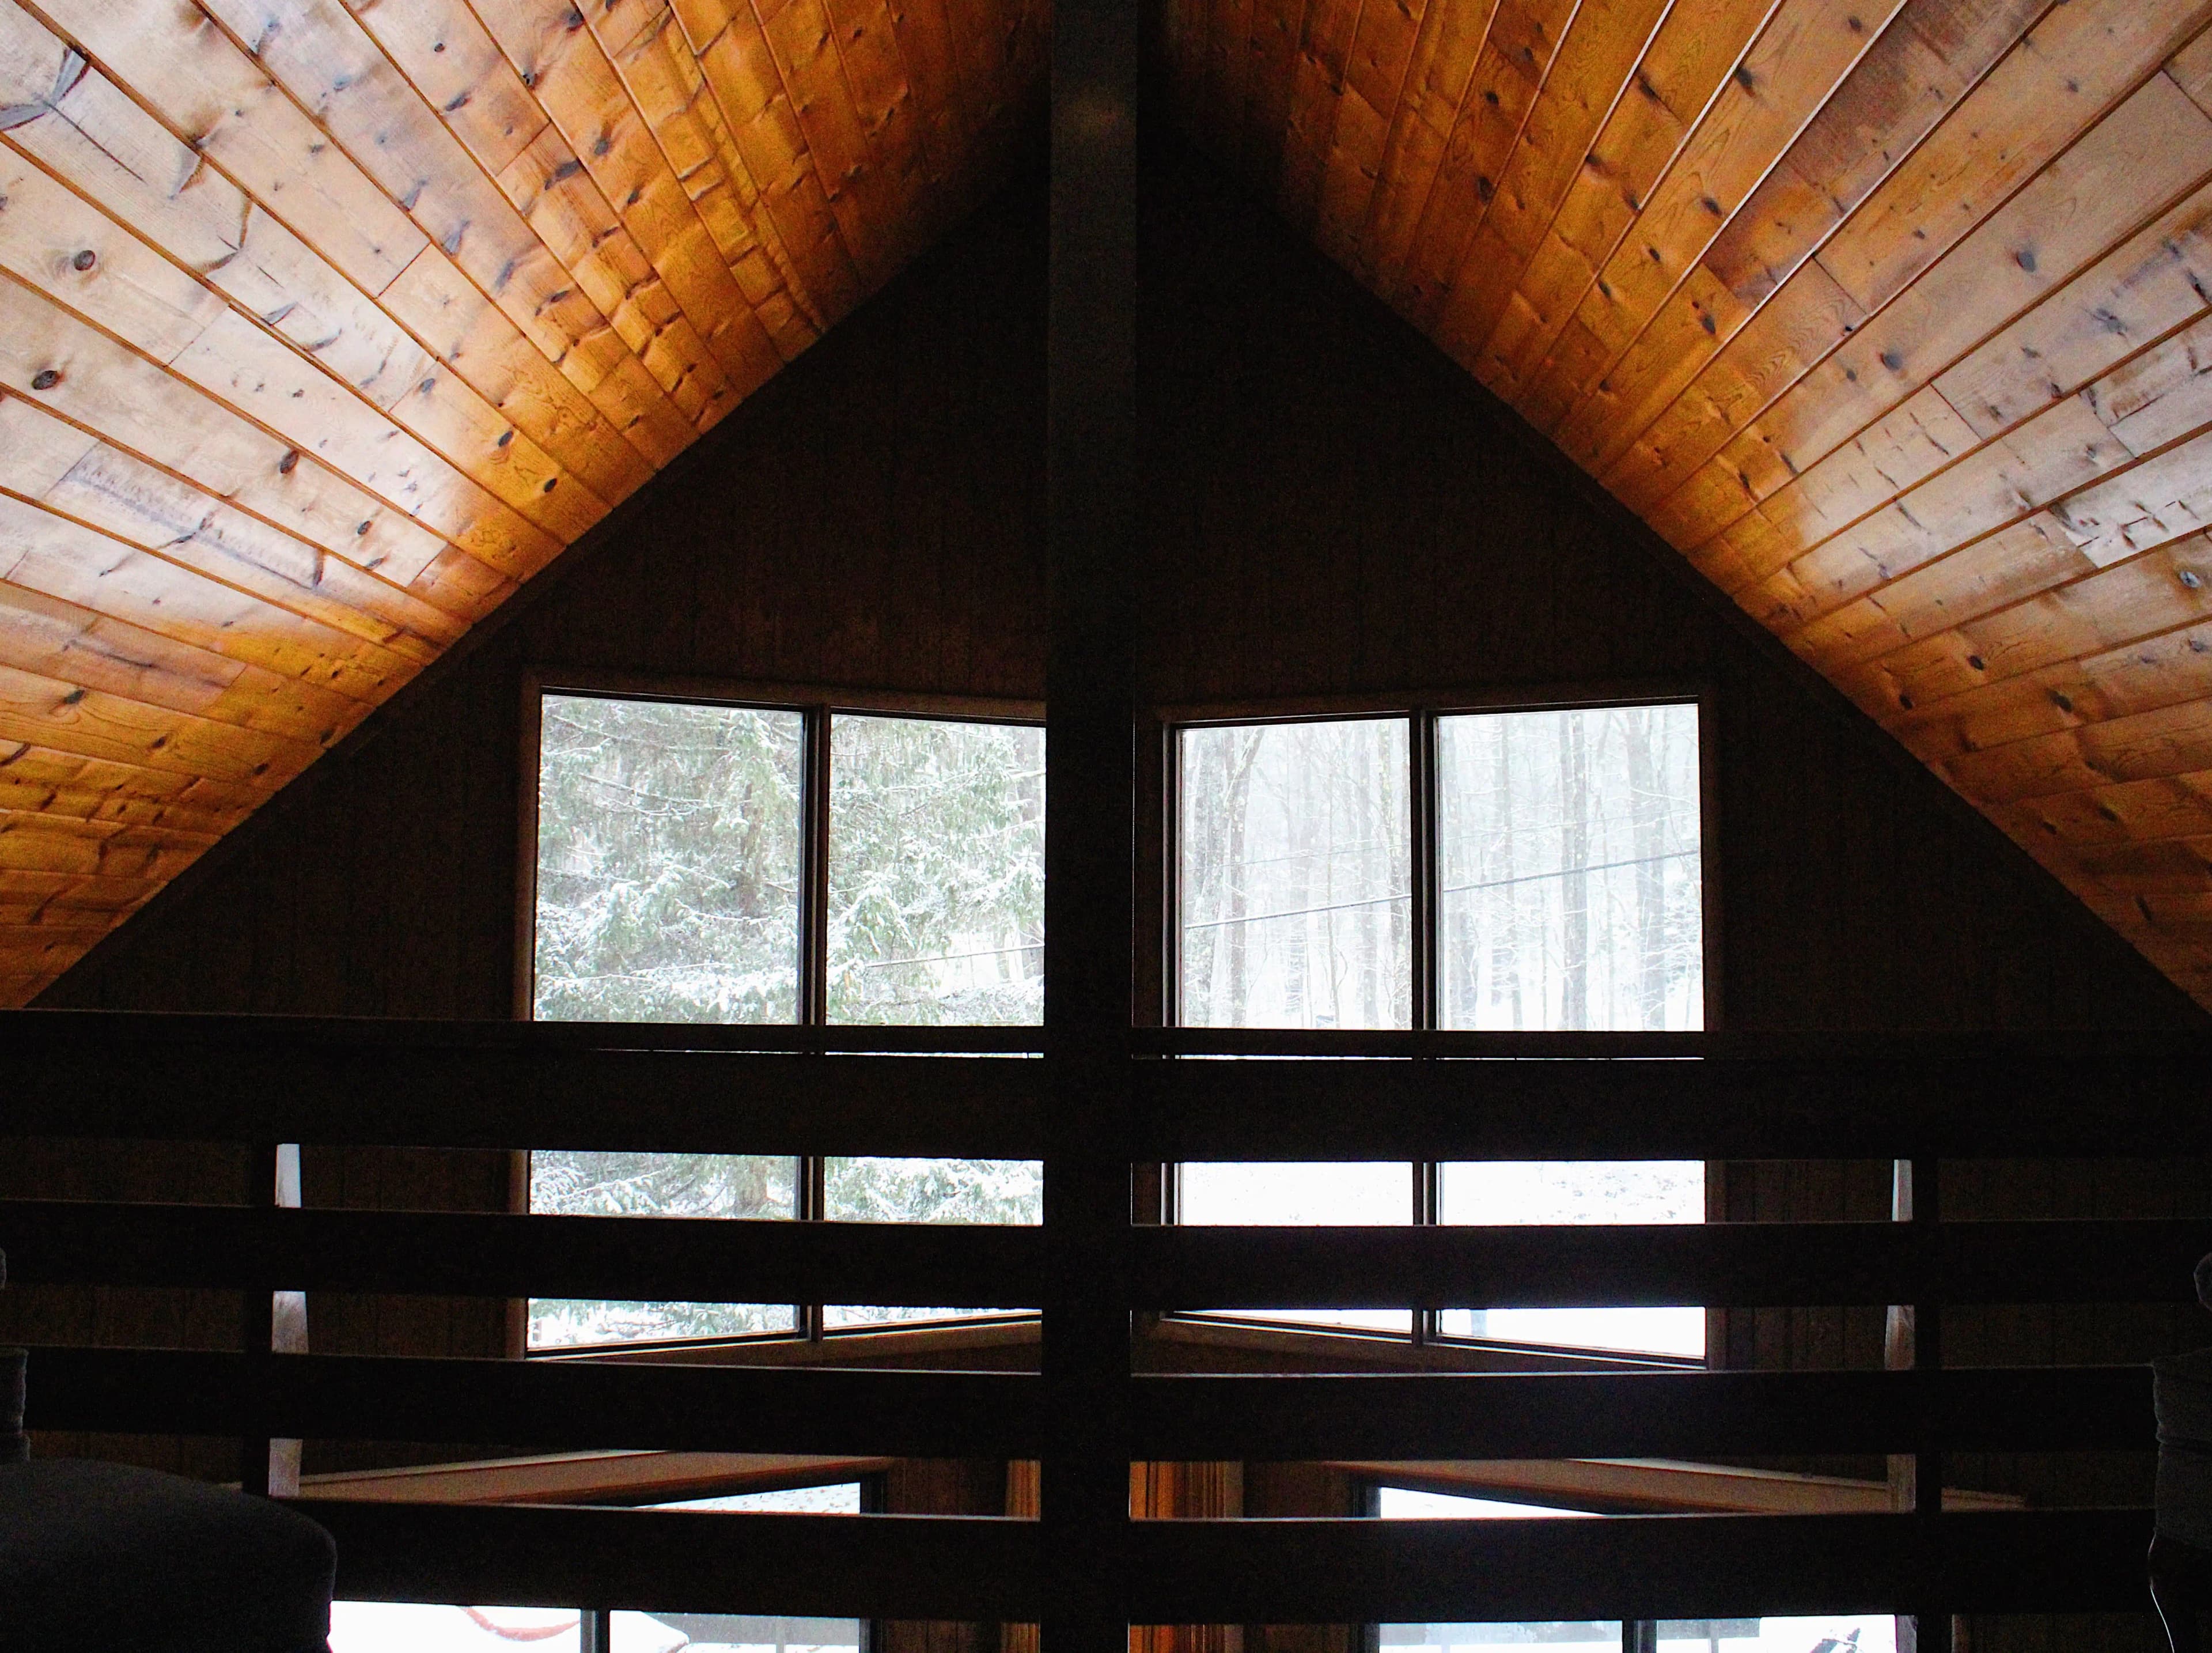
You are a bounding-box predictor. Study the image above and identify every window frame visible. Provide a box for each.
[1147,682,1721,1363]
[514,668,1046,1355]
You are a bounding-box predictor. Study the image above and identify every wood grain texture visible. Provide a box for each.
[0,0,1044,999]
[1167,0,2212,1005]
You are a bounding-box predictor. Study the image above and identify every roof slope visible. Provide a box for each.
[0,0,1043,1003]
[1162,0,2212,1004]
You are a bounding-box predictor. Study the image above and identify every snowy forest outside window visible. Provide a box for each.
[1171,702,1708,1360]
[525,688,1044,1351]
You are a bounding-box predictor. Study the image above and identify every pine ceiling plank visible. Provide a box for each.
[0,741,268,832]
[1942,691,2212,805]
[0,139,607,576]
[1429,0,1669,365]
[1601,3,2212,515]
[1512,0,1908,438]
[162,0,639,527]
[1671,78,2212,581]
[484,0,789,399]
[0,578,365,748]
[1313,73,1394,266]
[1273,0,1366,237]
[0,45,455,423]
[598,1,821,357]
[0,275,472,603]
[492,124,745,432]
[756,0,906,288]
[0,778,249,842]
[1882,589,2212,767]
[1860,525,2206,714]
[671,0,868,326]
[1566,0,2061,478]
[1389,0,1578,328]
[1654,176,2212,551]
[343,0,549,174]
[1999,771,2212,850]
[1707,0,2054,307]
[0,482,409,708]
[819,0,938,215]
[1306,0,1427,262]
[14,0,426,292]
[379,247,665,503]
[173,311,596,568]
[1473,0,1775,400]
[0,397,455,667]
[0,661,316,788]
[335,5,707,460]
[1937,190,2212,448]
[1762,395,2128,634]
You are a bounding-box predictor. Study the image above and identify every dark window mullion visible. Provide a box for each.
[800,705,834,1337]
[1412,710,1440,1344]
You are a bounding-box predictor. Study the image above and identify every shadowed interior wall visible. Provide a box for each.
[12,139,2208,1641]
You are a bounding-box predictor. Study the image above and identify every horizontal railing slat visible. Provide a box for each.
[308,1503,1047,1618]
[1132,1220,2212,1307]
[1123,1510,2158,1620]
[10,1204,2200,1310]
[286,1501,2165,1620]
[9,1006,2212,1160]
[1129,1367,2154,1457]
[21,1349,2155,1458]
[24,1349,1045,1457]
[5,1048,1043,1157]
[1131,1056,2212,1159]
[0,1202,1043,1305]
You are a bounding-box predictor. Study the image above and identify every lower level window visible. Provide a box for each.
[1376,1487,1896,1651]
[329,1605,863,1653]
[528,1149,1039,1351]
[1175,1160,1703,1359]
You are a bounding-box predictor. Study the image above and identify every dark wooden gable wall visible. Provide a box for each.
[36,137,2202,1032]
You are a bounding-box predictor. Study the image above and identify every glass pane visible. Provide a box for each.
[1656,1619,1897,1651]
[1438,1162,1704,1359]
[331,1603,582,1651]
[1179,1161,1412,1334]
[1438,704,1702,1031]
[528,1149,798,1350]
[828,714,1044,1025]
[823,1155,1043,1329]
[615,1613,863,1652]
[1378,1487,1613,1651]
[646,1482,863,1513]
[534,694,804,1024]
[1178,720,1411,1028]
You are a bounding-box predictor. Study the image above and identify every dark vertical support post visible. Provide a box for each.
[1044,0,1137,1640]
[1910,1154,1946,1653]
[800,705,832,1337]
[238,1140,279,1496]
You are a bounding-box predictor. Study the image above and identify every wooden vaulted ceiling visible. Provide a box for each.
[1162,0,2212,1008]
[17,0,2212,1013]
[0,0,1044,1003]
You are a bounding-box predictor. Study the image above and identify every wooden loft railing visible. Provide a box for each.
[3,1012,2210,1626]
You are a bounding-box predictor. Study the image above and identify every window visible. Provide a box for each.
[1373,1486,1897,1652]
[526,687,1044,1349]
[1170,702,1707,1358]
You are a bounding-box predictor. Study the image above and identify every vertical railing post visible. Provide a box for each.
[1044,0,1137,1640]
[1908,1153,1946,1653]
